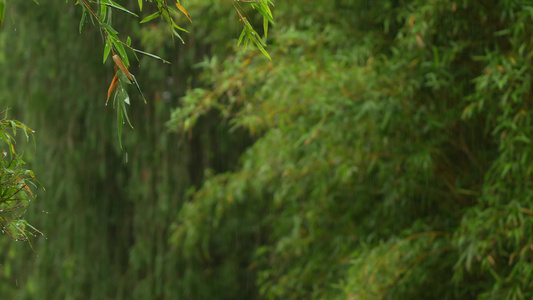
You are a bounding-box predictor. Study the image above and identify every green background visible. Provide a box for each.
[1,0,533,299]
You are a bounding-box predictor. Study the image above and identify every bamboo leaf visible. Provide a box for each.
[171,28,185,44]
[103,39,112,63]
[171,20,188,33]
[140,11,160,23]
[120,98,133,128]
[237,29,246,46]
[175,3,192,23]
[112,40,130,68]
[102,0,139,17]
[118,89,133,128]
[113,54,133,81]
[101,22,119,37]
[106,74,118,105]
[263,16,268,39]
[131,48,171,64]
[0,0,6,28]
[131,74,147,104]
[116,69,132,84]
[79,8,86,33]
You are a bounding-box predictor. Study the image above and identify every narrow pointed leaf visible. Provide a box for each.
[131,74,147,104]
[103,39,112,63]
[102,0,138,17]
[0,0,6,28]
[256,41,271,60]
[120,98,133,128]
[237,29,246,46]
[99,4,107,21]
[112,41,130,67]
[175,3,192,23]
[263,16,268,38]
[118,88,133,128]
[106,74,118,105]
[79,9,87,33]
[113,54,133,81]
[171,28,185,44]
[140,11,160,23]
[131,48,171,64]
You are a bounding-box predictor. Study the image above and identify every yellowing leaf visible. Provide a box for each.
[107,73,119,105]
[24,184,33,197]
[113,54,133,81]
[175,3,192,23]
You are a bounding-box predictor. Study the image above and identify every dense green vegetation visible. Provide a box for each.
[0,112,39,245]
[2,0,533,299]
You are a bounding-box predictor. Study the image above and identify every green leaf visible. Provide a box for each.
[131,74,147,104]
[103,39,112,63]
[79,9,87,33]
[132,49,140,62]
[138,0,142,11]
[140,11,160,23]
[170,19,188,33]
[101,22,118,35]
[120,98,133,128]
[237,29,246,46]
[162,9,188,33]
[131,48,171,64]
[116,69,132,84]
[263,16,268,39]
[0,0,5,29]
[255,42,272,60]
[111,39,130,67]
[100,4,107,21]
[171,28,185,44]
[117,88,133,128]
[101,0,139,17]
[126,36,131,47]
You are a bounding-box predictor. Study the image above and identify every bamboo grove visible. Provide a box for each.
[2,0,533,299]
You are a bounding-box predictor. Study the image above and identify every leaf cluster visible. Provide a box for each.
[0,110,41,245]
[71,0,274,147]
[168,0,533,299]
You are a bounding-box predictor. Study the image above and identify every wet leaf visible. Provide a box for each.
[101,0,138,17]
[175,3,192,23]
[140,11,160,23]
[103,39,112,63]
[106,73,119,105]
[113,54,133,81]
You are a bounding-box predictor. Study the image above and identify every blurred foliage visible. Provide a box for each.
[168,0,533,299]
[0,111,40,244]
[0,0,261,299]
[2,0,533,299]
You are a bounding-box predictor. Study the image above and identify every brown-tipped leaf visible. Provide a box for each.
[106,74,119,106]
[175,3,192,23]
[112,54,133,81]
